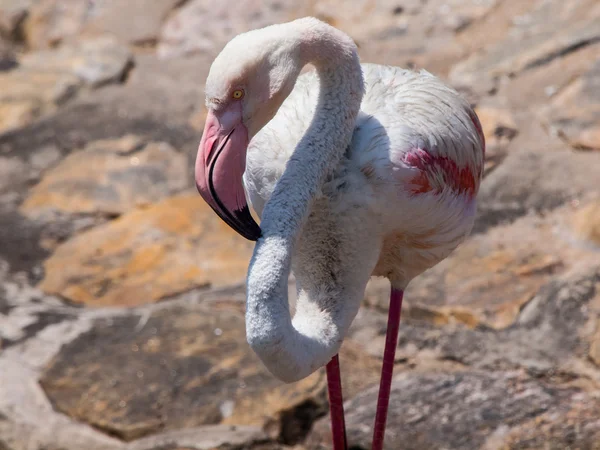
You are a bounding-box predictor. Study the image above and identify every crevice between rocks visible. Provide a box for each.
[0,9,28,48]
[158,0,195,36]
[277,397,329,445]
[119,58,136,85]
[523,35,600,72]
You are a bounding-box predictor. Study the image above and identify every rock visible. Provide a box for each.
[123,53,210,132]
[308,370,577,450]
[0,144,63,196]
[28,143,61,171]
[1,173,112,269]
[38,192,255,306]
[20,136,188,218]
[346,229,600,384]
[188,106,207,132]
[307,0,499,75]
[0,55,202,222]
[0,100,40,133]
[589,319,600,367]
[2,3,600,449]
[0,0,36,40]
[40,301,327,441]
[156,0,499,75]
[501,397,600,449]
[0,355,125,450]
[0,303,74,347]
[450,0,600,93]
[386,203,600,332]
[0,418,123,450]
[0,157,29,194]
[496,38,600,115]
[475,106,517,148]
[0,68,76,133]
[157,0,299,59]
[22,0,86,48]
[345,324,403,369]
[127,425,268,450]
[409,0,499,34]
[332,0,500,76]
[0,36,131,133]
[383,263,599,377]
[474,137,600,233]
[0,53,203,163]
[76,0,182,46]
[0,37,17,71]
[570,200,600,249]
[0,68,78,105]
[320,340,382,413]
[0,207,50,278]
[23,0,182,49]
[543,59,600,150]
[21,35,132,87]
[415,0,499,35]
[473,105,517,175]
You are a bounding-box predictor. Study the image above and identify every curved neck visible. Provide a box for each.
[259,21,364,240]
[245,20,364,382]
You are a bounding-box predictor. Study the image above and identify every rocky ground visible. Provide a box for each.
[0,0,599,449]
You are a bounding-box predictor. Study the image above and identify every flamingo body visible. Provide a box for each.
[194,18,484,449]
[245,63,483,292]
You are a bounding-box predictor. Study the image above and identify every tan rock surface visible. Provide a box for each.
[0,99,40,133]
[381,203,598,330]
[473,105,518,175]
[40,301,327,441]
[157,0,300,59]
[21,35,132,87]
[0,35,131,133]
[0,0,36,39]
[498,41,600,114]
[450,0,600,89]
[39,192,255,306]
[1,0,600,449]
[543,59,600,150]
[570,200,600,248]
[501,398,600,449]
[20,136,188,217]
[23,0,182,49]
[308,370,600,450]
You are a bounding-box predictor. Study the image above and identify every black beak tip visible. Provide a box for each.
[245,226,262,242]
[232,209,262,242]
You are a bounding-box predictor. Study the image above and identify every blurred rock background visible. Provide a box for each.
[0,0,599,449]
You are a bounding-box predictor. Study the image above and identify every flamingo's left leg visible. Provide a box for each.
[326,354,347,450]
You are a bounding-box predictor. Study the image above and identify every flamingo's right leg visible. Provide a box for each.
[371,287,404,450]
[326,354,347,450]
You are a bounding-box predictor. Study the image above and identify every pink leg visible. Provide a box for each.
[326,354,347,450]
[372,288,404,450]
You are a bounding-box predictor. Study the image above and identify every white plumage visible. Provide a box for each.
[244,62,483,381]
[195,17,485,449]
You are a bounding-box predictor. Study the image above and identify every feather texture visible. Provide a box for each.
[245,63,484,291]
[202,17,484,383]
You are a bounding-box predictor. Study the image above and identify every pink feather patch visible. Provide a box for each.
[404,148,478,197]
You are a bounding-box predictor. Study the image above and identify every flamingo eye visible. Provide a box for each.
[232,89,244,99]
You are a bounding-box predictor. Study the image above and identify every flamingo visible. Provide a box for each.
[195,17,484,450]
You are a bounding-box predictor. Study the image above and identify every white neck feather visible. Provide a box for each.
[245,19,364,382]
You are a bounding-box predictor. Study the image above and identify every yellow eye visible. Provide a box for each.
[232,89,244,99]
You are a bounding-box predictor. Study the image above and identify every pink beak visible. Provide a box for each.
[195,105,261,241]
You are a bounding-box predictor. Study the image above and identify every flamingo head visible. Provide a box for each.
[195,21,305,241]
